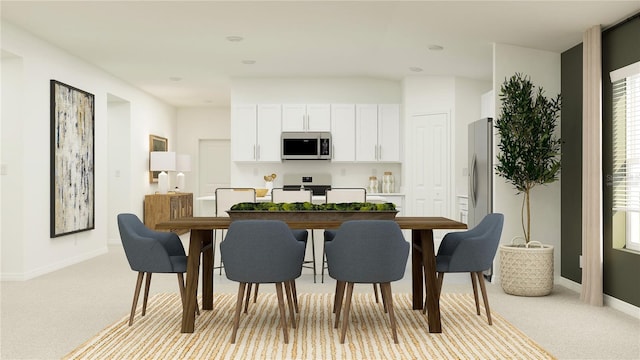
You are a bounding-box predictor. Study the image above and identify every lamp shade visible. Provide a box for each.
[150,151,176,171]
[176,154,191,172]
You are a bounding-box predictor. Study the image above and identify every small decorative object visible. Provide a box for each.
[382,171,395,193]
[50,80,95,238]
[368,176,379,193]
[149,135,168,183]
[255,188,268,197]
[495,73,561,296]
[264,173,276,195]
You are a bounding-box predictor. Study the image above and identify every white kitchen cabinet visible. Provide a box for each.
[231,104,281,162]
[282,104,331,132]
[330,104,356,161]
[355,104,400,162]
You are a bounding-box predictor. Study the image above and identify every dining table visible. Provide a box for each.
[156,215,467,334]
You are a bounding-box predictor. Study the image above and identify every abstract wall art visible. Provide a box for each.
[50,80,95,238]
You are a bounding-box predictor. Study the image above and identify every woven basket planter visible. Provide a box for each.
[499,241,554,296]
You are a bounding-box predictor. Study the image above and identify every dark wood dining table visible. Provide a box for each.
[156,216,466,334]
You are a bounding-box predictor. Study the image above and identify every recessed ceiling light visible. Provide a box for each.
[241,60,256,65]
[409,67,423,72]
[226,35,244,42]
[169,76,182,81]
[428,44,444,51]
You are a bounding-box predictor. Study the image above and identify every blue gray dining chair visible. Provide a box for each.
[325,220,409,344]
[427,213,504,325]
[220,220,305,344]
[117,213,197,326]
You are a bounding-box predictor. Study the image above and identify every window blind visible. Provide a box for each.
[611,68,640,213]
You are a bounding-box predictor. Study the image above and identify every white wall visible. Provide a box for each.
[229,77,403,190]
[175,106,230,200]
[0,22,177,280]
[492,43,562,282]
[454,78,493,197]
[401,75,489,217]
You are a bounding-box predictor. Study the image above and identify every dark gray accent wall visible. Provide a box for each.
[560,43,583,283]
[602,15,640,307]
[560,15,640,307]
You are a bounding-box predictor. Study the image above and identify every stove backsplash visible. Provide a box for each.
[230,162,402,194]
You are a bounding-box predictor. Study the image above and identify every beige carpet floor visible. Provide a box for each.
[64,292,555,360]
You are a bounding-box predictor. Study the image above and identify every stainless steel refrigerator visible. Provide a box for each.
[468,118,494,271]
[468,118,493,227]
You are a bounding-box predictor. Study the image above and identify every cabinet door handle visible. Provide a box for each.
[378,145,382,160]
[256,144,260,160]
[253,145,256,160]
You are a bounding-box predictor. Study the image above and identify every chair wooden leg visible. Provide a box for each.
[244,283,253,314]
[380,282,399,343]
[334,280,346,328]
[284,281,297,329]
[253,283,260,303]
[470,272,481,316]
[230,282,247,344]
[142,272,152,317]
[380,283,388,313]
[291,281,299,313]
[275,282,289,344]
[128,272,144,326]
[373,283,380,303]
[476,272,492,325]
[340,282,354,344]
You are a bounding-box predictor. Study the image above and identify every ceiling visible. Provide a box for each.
[2,1,639,108]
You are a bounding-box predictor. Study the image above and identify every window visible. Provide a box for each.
[611,61,640,252]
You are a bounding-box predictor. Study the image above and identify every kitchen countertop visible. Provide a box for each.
[196,194,393,203]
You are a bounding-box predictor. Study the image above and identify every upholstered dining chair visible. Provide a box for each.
[427,213,504,325]
[325,220,409,344]
[271,187,316,282]
[321,187,366,283]
[117,213,198,326]
[220,220,305,344]
[214,188,256,275]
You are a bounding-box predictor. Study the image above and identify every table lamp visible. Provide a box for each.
[150,151,176,193]
[175,154,191,192]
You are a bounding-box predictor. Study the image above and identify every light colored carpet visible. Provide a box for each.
[64,292,555,360]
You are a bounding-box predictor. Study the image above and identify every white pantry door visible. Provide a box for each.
[410,112,451,242]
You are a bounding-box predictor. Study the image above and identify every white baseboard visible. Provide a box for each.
[557,277,640,319]
[1,247,108,281]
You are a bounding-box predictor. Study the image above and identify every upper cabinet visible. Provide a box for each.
[231,104,282,162]
[355,104,400,162]
[282,104,331,132]
[331,104,356,161]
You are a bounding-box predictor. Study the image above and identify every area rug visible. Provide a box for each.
[64,292,555,359]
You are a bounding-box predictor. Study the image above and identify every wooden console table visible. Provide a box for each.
[156,216,466,334]
[144,193,193,235]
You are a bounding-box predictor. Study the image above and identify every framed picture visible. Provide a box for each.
[50,80,95,238]
[149,135,168,183]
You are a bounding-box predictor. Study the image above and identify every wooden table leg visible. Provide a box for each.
[200,230,214,310]
[421,229,442,333]
[181,229,203,333]
[411,229,424,310]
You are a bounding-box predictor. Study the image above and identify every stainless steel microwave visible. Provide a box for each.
[281,132,332,160]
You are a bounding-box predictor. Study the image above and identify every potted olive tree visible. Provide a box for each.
[495,73,561,296]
